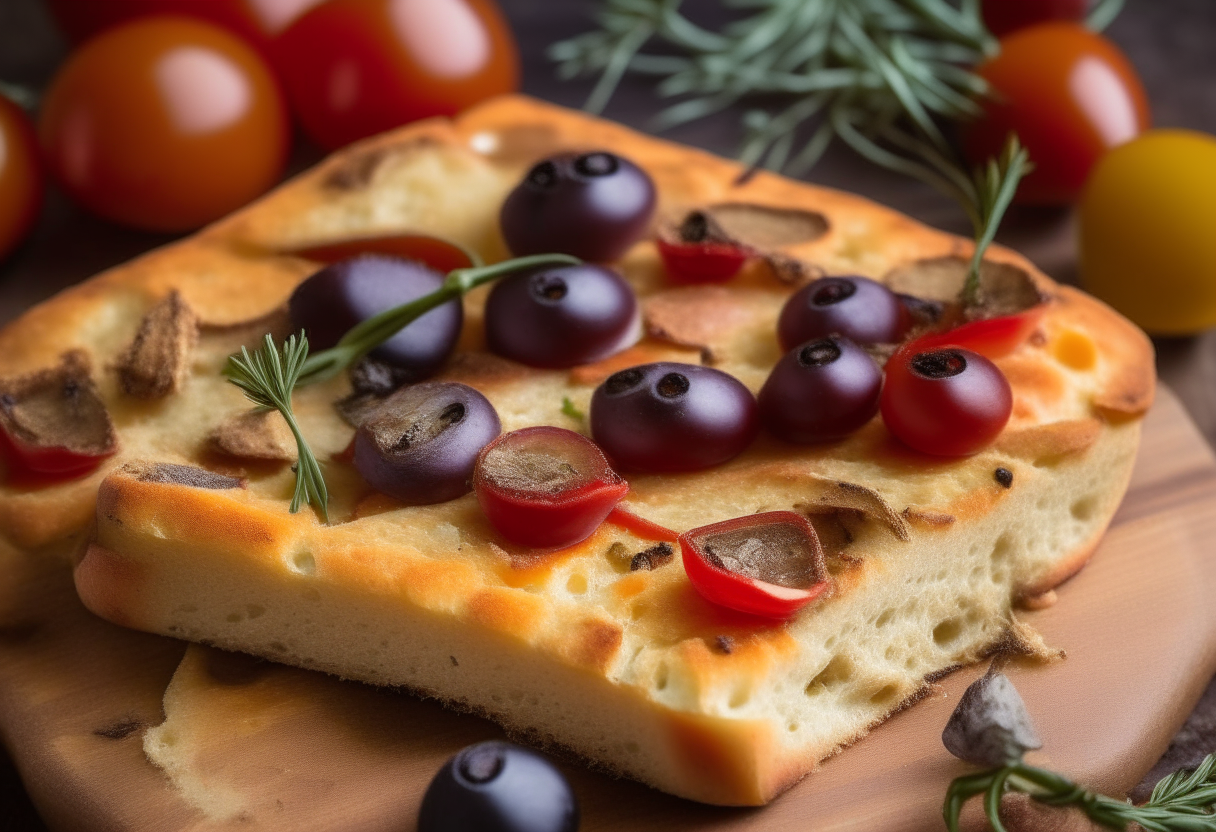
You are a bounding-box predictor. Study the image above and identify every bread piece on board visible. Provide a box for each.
[0,96,1153,805]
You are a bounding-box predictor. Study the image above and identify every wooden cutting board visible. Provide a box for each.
[1,386,1214,832]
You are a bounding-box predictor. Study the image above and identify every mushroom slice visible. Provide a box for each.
[117,291,199,399]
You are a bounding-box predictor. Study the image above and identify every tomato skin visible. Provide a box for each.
[1079,130,1216,335]
[964,23,1149,205]
[39,16,290,232]
[606,504,680,543]
[46,0,323,48]
[657,238,749,285]
[0,428,114,485]
[913,305,1047,360]
[291,233,475,273]
[981,0,1087,38]
[0,95,43,262]
[680,512,830,620]
[881,347,1012,457]
[274,0,520,150]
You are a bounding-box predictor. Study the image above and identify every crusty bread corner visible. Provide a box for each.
[0,95,1154,805]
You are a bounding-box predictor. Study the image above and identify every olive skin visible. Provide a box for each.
[499,151,656,262]
[484,263,640,369]
[353,382,501,505]
[777,275,909,351]
[759,337,883,443]
[590,362,759,472]
[288,254,461,381]
[418,741,579,832]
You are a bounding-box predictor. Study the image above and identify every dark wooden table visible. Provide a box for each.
[2,1,1215,828]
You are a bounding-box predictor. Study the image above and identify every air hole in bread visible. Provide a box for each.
[806,654,853,694]
[933,618,963,647]
[291,551,316,576]
[729,684,751,709]
[654,663,669,691]
[867,683,901,707]
[1071,495,1099,522]
[874,610,893,629]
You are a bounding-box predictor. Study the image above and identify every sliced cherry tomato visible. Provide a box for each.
[473,426,628,550]
[912,304,1047,360]
[0,429,113,484]
[606,504,680,543]
[680,512,830,619]
[964,23,1149,205]
[274,0,520,150]
[881,346,1012,457]
[291,233,475,272]
[39,16,289,232]
[0,94,42,262]
[981,0,1087,38]
[46,0,323,50]
[657,238,749,285]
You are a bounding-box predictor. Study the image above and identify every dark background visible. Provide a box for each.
[2,1,1215,829]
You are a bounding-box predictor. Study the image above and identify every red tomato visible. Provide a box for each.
[0,95,42,262]
[274,0,520,150]
[46,0,324,49]
[657,238,749,285]
[473,427,628,550]
[680,512,830,619]
[964,23,1149,205]
[981,0,1087,38]
[881,347,1012,457]
[291,233,475,273]
[0,429,114,485]
[912,305,1047,360]
[606,504,680,543]
[39,16,289,232]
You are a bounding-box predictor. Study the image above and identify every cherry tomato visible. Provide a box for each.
[473,427,628,550]
[964,23,1149,205]
[680,512,830,619]
[39,16,289,232]
[275,0,520,150]
[46,0,324,49]
[1079,129,1216,334]
[606,504,680,543]
[657,238,749,285]
[912,305,1047,360]
[0,430,113,484]
[881,347,1012,456]
[0,95,42,262]
[290,233,475,272]
[981,0,1087,38]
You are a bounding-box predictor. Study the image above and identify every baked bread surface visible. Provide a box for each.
[0,96,1153,806]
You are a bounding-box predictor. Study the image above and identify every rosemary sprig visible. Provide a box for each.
[225,333,329,522]
[959,134,1031,306]
[223,254,580,520]
[944,754,1216,832]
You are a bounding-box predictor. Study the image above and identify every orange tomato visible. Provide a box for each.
[0,95,43,261]
[964,23,1149,205]
[274,0,519,150]
[39,16,289,232]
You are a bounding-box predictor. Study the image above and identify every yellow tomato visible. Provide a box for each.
[1079,129,1216,335]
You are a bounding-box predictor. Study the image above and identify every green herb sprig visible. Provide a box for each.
[945,753,1216,832]
[226,333,330,521]
[224,253,580,520]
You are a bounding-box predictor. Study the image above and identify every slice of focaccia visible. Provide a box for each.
[0,96,1152,806]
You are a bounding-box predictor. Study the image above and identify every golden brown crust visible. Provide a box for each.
[0,95,1155,805]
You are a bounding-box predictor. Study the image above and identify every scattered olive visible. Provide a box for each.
[777,275,909,350]
[759,336,883,443]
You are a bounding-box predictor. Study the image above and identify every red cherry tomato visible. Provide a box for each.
[912,305,1047,360]
[606,504,680,543]
[46,0,324,49]
[881,347,1012,457]
[0,429,113,484]
[291,233,474,273]
[473,426,628,550]
[964,23,1149,205]
[39,16,289,232]
[0,95,42,262]
[274,0,520,150]
[981,0,1087,38]
[680,512,830,619]
[657,238,750,285]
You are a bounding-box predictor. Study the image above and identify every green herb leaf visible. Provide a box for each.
[561,396,586,420]
[225,332,329,522]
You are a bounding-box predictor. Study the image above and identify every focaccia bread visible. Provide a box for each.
[0,96,1153,807]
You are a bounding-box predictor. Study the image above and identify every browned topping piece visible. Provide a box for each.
[763,251,824,286]
[334,358,414,427]
[629,542,674,572]
[798,477,910,542]
[132,462,244,490]
[208,410,295,462]
[0,351,117,456]
[995,467,1014,488]
[704,203,828,248]
[714,635,735,654]
[902,507,957,528]
[643,285,767,364]
[116,291,199,399]
[323,146,393,190]
[884,256,1048,322]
